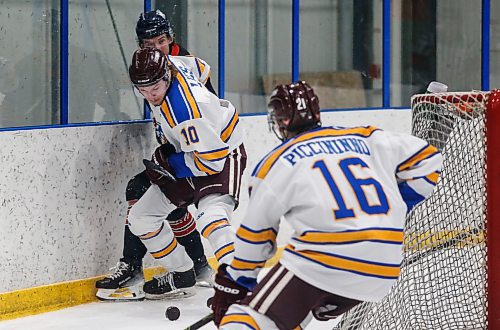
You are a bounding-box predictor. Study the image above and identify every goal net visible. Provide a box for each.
[336,90,500,329]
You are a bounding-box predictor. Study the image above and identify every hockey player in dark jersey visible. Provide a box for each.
[135,10,217,95]
[96,9,215,301]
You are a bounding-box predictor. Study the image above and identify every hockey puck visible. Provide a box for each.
[165,306,180,321]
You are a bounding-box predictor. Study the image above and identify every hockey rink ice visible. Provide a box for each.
[0,287,339,330]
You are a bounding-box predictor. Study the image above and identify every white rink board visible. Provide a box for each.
[0,109,410,293]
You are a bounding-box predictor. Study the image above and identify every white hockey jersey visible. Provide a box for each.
[227,126,442,302]
[145,55,244,178]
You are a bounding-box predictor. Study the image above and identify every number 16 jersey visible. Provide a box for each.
[227,125,442,302]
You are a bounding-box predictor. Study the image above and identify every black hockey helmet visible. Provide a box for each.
[129,47,171,87]
[136,9,174,44]
[267,81,321,140]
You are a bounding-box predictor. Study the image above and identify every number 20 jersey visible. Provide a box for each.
[227,126,443,302]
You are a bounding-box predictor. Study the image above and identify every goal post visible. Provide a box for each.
[336,89,500,329]
[487,90,500,330]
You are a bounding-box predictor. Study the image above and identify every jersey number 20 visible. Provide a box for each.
[313,157,389,220]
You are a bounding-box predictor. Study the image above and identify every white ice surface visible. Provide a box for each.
[0,287,340,330]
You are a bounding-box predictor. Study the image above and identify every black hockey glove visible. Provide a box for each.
[144,143,177,185]
[312,303,340,321]
[211,264,248,327]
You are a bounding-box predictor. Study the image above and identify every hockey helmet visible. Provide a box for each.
[136,10,174,44]
[129,47,171,87]
[267,81,321,140]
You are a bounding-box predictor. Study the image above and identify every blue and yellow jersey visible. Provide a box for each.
[146,56,243,178]
[227,126,442,302]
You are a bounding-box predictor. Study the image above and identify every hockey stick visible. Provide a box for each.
[404,227,482,266]
[142,159,177,183]
[183,312,213,330]
[104,0,141,111]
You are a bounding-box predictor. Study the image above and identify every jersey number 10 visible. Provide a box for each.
[313,157,389,220]
[181,126,200,145]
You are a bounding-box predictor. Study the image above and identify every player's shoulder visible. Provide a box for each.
[251,126,383,179]
[167,54,192,68]
[324,125,383,137]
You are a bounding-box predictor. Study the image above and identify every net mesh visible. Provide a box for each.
[337,92,488,330]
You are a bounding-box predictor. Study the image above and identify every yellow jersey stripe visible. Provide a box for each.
[215,243,234,261]
[151,239,178,259]
[296,229,404,244]
[201,218,230,238]
[286,245,400,279]
[425,171,440,184]
[231,258,266,271]
[236,226,277,244]
[194,155,219,175]
[160,101,176,128]
[221,111,239,142]
[397,144,439,172]
[255,126,380,179]
[139,224,164,240]
[220,313,260,330]
[195,147,229,161]
[176,73,202,119]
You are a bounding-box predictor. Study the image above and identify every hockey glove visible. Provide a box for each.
[312,303,340,321]
[144,144,176,186]
[211,264,249,327]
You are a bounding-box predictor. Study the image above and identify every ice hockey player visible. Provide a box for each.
[124,47,246,299]
[135,9,217,95]
[210,81,443,329]
[95,9,216,301]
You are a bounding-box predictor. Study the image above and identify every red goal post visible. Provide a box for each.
[335,89,500,329]
[486,89,500,329]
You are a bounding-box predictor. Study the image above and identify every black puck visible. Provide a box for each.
[165,306,180,321]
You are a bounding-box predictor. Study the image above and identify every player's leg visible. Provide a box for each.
[95,172,149,301]
[194,144,247,265]
[196,194,236,265]
[130,171,209,281]
[162,195,211,286]
[222,263,361,330]
[128,184,196,299]
[96,170,210,300]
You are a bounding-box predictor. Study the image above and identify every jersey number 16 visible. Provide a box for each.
[313,157,389,220]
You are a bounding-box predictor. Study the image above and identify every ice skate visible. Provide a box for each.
[194,258,215,288]
[143,267,196,300]
[95,261,145,301]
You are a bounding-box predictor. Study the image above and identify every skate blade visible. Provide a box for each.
[145,287,196,300]
[96,287,145,302]
[195,268,215,288]
[195,280,213,288]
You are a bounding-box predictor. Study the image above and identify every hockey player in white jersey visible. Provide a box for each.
[96,10,215,301]
[126,47,246,298]
[210,81,443,329]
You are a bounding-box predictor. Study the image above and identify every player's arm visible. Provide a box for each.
[392,132,443,212]
[166,117,230,178]
[226,178,285,290]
